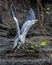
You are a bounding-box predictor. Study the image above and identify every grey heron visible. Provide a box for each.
[10,5,37,52]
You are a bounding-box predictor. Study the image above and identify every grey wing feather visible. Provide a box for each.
[25,8,35,21]
[20,8,35,33]
[10,4,20,38]
[21,20,35,39]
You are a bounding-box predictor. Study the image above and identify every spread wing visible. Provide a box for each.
[20,20,36,40]
[10,4,20,38]
[20,8,35,33]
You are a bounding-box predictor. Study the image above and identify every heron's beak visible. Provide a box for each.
[31,19,38,22]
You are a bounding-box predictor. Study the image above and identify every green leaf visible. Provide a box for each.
[29,50,35,52]
[26,49,35,53]
[40,40,47,46]
[31,45,34,49]
[50,54,52,58]
[26,49,29,52]
[46,8,50,11]
[46,11,49,14]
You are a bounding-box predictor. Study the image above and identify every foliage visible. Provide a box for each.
[40,40,48,46]
[50,54,52,58]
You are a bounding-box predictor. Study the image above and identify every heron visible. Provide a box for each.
[10,5,38,52]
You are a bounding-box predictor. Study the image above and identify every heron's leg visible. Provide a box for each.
[14,44,21,52]
[11,43,18,52]
[11,38,19,52]
[14,41,26,51]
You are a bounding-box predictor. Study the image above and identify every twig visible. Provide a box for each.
[36,0,48,40]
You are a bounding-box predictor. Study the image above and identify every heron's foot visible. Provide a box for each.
[11,46,17,53]
[11,43,25,52]
[11,43,21,52]
[15,44,24,51]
